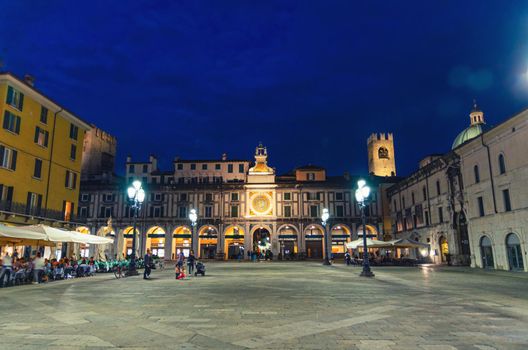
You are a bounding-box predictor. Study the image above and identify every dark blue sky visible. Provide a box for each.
[1,1,528,176]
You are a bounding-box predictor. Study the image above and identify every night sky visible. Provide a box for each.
[1,1,528,177]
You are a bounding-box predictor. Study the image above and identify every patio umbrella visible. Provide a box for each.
[0,224,54,246]
[389,238,430,249]
[24,225,113,244]
[346,238,393,249]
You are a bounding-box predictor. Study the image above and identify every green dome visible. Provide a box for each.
[452,123,489,149]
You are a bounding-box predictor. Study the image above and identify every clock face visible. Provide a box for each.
[252,195,271,214]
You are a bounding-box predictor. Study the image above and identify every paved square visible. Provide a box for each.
[1,262,527,349]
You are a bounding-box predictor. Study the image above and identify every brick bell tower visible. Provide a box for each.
[367,133,396,177]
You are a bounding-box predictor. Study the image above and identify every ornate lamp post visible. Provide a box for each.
[355,179,374,277]
[189,208,198,255]
[321,207,331,265]
[127,180,145,275]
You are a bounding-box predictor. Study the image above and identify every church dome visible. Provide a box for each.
[451,123,489,149]
[451,101,489,149]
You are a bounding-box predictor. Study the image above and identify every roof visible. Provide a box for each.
[174,159,250,163]
[296,165,325,171]
[0,72,91,130]
[452,123,490,149]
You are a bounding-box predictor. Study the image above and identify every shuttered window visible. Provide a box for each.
[3,111,21,134]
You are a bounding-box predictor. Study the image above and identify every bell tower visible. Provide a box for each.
[367,133,396,177]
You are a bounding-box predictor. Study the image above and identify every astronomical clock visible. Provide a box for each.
[249,192,274,216]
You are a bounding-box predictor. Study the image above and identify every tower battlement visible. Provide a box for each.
[367,132,397,177]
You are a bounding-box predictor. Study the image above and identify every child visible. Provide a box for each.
[175,265,186,280]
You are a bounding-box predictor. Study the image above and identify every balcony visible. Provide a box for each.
[0,200,87,224]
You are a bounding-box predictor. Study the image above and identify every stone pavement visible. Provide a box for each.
[0,262,527,349]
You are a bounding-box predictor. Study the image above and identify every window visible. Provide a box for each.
[205,206,212,218]
[306,173,315,180]
[205,193,213,202]
[143,164,148,173]
[436,180,441,195]
[477,197,485,217]
[98,206,113,218]
[335,192,343,201]
[474,165,480,183]
[498,154,506,175]
[69,124,79,140]
[129,164,135,173]
[70,144,77,160]
[33,158,42,179]
[6,86,24,110]
[411,192,415,205]
[283,192,291,201]
[231,193,239,201]
[40,107,48,124]
[0,185,14,209]
[202,164,208,170]
[307,192,320,201]
[284,205,292,217]
[425,211,430,226]
[378,147,389,159]
[153,193,162,201]
[336,205,344,217]
[422,186,427,201]
[215,163,221,170]
[438,207,444,223]
[310,205,318,218]
[179,206,187,218]
[3,111,21,134]
[503,189,512,212]
[402,196,406,209]
[34,127,49,147]
[0,146,17,170]
[228,164,233,173]
[65,170,77,189]
[180,193,187,201]
[79,207,89,218]
[26,192,42,215]
[231,205,238,218]
[176,163,183,170]
[80,193,89,202]
[393,200,397,211]
[190,163,196,170]
[150,206,162,218]
[238,164,244,173]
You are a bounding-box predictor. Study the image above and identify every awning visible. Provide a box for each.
[24,225,113,245]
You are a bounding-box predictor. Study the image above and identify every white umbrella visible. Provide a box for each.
[388,238,429,249]
[346,238,393,249]
[0,224,53,246]
[25,225,113,245]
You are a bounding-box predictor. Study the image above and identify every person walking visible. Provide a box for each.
[177,251,185,269]
[187,250,196,277]
[0,252,13,287]
[33,252,45,284]
[144,249,152,280]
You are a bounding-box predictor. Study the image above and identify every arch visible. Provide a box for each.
[356,224,378,238]
[121,226,140,258]
[252,226,272,258]
[438,236,449,263]
[224,225,245,260]
[330,224,352,257]
[172,226,192,259]
[277,224,300,259]
[304,224,325,259]
[146,226,166,258]
[498,153,506,175]
[479,235,494,269]
[76,226,91,258]
[198,225,218,259]
[473,164,480,183]
[506,233,524,271]
[378,147,389,159]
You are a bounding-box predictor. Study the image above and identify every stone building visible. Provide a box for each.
[79,143,396,260]
[81,124,117,180]
[388,103,527,272]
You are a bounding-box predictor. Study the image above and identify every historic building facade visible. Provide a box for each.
[0,72,91,229]
[388,103,528,272]
[80,143,395,260]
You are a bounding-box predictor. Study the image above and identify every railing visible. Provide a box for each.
[0,200,87,224]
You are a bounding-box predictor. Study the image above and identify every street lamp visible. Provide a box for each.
[321,207,331,265]
[355,179,374,277]
[127,180,145,275]
[189,208,198,255]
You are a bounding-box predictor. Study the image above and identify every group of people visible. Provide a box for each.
[0,251,100,287]
[174,250,197,280]
[247,249,274,262]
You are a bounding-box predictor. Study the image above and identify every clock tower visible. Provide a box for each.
[245,143,277,218]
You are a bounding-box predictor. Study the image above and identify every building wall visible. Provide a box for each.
[0,74,90,225]
[457,109,528,272]
[81,125,116,178]
[368,133,396,177]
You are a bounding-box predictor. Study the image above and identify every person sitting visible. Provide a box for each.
[175,265,186,280]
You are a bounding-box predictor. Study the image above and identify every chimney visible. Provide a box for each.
[222,153,227,161]
[343,171,350,181]
[24,74,35,87]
